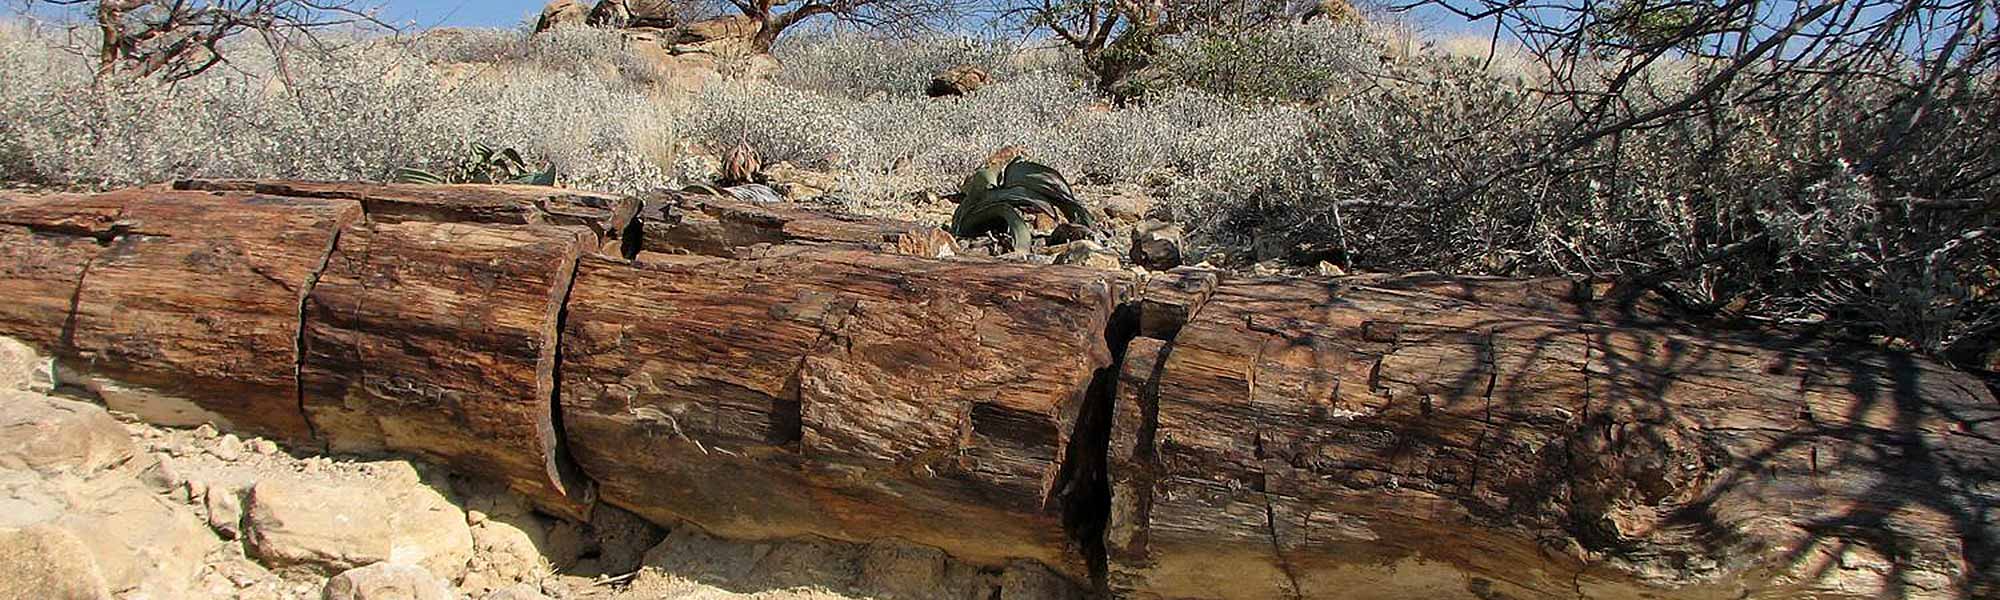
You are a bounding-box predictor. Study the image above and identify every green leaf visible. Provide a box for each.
[392,167,449,185]
[512,167,557,187]
[953,203,1033,253]
[999,158,1092,226]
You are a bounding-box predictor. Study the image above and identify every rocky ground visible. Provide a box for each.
[0,337,1079,600]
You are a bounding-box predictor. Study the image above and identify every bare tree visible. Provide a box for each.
[24,0,390,83]
[1375,0,1999,361]
[996,0,1312,98]
[685,0,970,52]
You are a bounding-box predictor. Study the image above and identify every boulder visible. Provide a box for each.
[534,0,589,32]
[0,336,50,392]
[585,0,630,28]
[928,65,993,97]
[322,562,455,600]
[624,0,686,29]
[0,392,134,477]
[1052,240,1123,271]
[52,477,213,598]
[244,471,472,580]
[1129,219,1184,270]
[0,525,109,600]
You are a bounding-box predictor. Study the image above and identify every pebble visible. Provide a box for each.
[250,439,279,455]
[210,434,243,461]
[467,510,489,526]
[194,423,219,439]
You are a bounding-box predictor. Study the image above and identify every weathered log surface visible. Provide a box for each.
[638,192,956,259]
[174,179,638,249]
[559,248,1125,578]
[2,190,359,442]
[1108,276,1998,600]
[300,219,593,517]
[0,193,124,350]
[0,181,1992,600]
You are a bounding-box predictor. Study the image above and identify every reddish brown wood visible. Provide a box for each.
[174,180,638,249]
[60,190,359,443]
[638,192,956,258]
[1109,276,1999,600]
[0,194,125,351]
[559,248,1126,578]
[300,220,593,518]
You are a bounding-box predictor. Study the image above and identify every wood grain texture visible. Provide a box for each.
[61,190,360,443]
[559,248,1125,578]
[0,194,125,350]
[637,192,956,259]
[300,219,593,518]
[1109,276,1999,600]
[174,179,638,249]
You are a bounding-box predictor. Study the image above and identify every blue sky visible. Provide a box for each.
[383,0,544,28]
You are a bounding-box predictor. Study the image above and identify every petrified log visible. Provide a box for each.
[299,220,594,517]
[0,193,125,351]
[2,190,359,442]
[1108,276,1999,600]
[2,182,1992,599]
[637,192,956,259]
[173,179,639,251]
[558,248,1127,578]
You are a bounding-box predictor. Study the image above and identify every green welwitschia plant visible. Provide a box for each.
[393,142,557,186]
[950,148,1093,253]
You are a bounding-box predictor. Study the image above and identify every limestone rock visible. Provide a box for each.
[0,336,50,392]
[245,474,472,580]
[48,476,214,598]
[202,484,245,540]
[0,392,134,477]
[0,524,110,600]
[322,562,454,600]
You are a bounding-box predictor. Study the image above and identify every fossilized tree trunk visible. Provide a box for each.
[558,248,1126,579]
[0,181,1991,600]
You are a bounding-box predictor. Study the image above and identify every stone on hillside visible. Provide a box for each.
[1053,240,1123,271]
[0,392,134,477]
[585,0,630,28]
[535,0,589,32]
[1093,188,1153,223]
[928,65,992,97]
[322,563,455,600]
[1129,220,1184,271]
[1046,222,1094,246]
